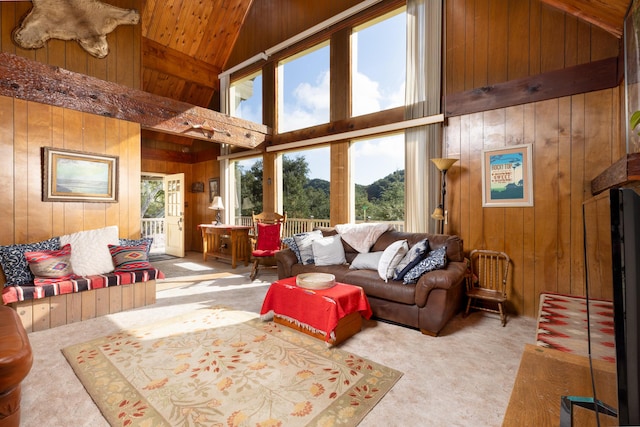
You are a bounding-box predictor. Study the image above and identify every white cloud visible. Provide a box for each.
[352,71,382,116]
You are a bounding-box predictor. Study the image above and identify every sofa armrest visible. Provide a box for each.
[275,249,298,279]
[414,261,467,307]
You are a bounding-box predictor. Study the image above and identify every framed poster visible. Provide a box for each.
[482,144,533,207]
[42,147,118,202]
[209,178,219,203]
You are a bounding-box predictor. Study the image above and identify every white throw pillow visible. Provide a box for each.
[350,252,384,270]
[377,239,408,282]
[293,229,323,265]
[59,226,119,276]
[312,235,346,266]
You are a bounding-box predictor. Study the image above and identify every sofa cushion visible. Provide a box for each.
[312,235,346,266]
[282,236,302,263]
[403,246,448,284]
[393,238,429,281]
[0,237,60,286]
[25,243,77,285]
[293,230,323,265]
[109,244,153,272]
[349,251,383,270]
[60,226,119,276]
[378,240,408,281]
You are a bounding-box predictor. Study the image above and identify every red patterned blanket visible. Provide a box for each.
[535,292,615,363]
[2,268,164,304]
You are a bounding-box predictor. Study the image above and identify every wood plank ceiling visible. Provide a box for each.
[138,0,630,142]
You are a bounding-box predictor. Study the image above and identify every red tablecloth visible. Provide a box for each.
[260,276,372,342]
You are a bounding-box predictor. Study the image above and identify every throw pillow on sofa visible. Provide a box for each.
[350,252,383,270]
[24,243,77,285]
[293,230,323,265]
[403,246,448,285]
[378,239,408,282]
[312,235,346,266]
[109,244,153,272]
[119,237,154,255]
[282,236,302,263]
[393,238,429,281]
[0,237,60,286]
[60,225,120,276]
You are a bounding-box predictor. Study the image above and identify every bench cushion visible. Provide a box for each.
[1,268,164,304]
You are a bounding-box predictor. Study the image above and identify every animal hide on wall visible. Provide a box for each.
[13,0,139,59]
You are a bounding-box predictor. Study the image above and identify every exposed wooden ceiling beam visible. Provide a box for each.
[142,37,221,90]
[540,0,627,38]
[0,52,268,149]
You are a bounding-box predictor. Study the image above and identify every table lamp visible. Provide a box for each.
[209,196,224,225]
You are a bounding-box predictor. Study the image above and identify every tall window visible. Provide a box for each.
[277,42,330,133]
[351,7,406,117]
[233,157,262,217]
[283,147,330,219]
[230,71,262,123]
[352,133,405,222]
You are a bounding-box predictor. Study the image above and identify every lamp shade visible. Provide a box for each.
[431,158,458,171]
[431,207,444,221]
[209,196,224,210]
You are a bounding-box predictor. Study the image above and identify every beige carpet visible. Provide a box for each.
[62,305,402,426]
[20,251,537,426]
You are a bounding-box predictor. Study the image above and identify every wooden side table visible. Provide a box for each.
[198,224,251,269]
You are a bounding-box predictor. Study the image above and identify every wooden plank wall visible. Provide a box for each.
[0,0,144,246]
[443,0,625,317]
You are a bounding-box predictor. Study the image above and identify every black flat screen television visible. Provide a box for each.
[583,188,640,426]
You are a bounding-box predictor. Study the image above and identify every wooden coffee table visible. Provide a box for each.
[260,276,372,345]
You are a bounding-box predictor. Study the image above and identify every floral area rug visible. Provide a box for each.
[62,306,402,426]
[535,292,615,363]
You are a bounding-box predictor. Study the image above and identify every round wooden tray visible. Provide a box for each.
[296,273,336,290]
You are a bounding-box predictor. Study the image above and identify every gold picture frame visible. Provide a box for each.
[42,147,119,202]
[481,144,533,207]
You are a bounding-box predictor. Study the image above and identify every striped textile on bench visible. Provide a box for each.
[2,268,164,304]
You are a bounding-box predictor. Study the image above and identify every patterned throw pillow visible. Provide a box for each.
[0,237,60,286]
[293,230,324,265]
[109,244,152,272]
[393,238,429,281]
[282,236,301,263]
[24,244,77,286]
[403,246,448,285]
[119,237,154,255]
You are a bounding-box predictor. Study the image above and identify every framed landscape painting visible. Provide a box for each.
[481,144,533,207]
[42,147,119,202]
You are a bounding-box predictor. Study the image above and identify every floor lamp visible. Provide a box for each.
[431,158,458,234]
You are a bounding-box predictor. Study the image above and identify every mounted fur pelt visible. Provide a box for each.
[13,0,139,59]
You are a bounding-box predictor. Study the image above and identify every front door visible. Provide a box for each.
[164,173,185,257]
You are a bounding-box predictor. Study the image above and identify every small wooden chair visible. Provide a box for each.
[465,249,510,326]
[250,211,287,281]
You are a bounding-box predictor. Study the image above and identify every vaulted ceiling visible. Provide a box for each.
[139,0,630,114]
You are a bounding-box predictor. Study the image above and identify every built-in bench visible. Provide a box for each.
[2,269,162,332]
[0,226,164,332]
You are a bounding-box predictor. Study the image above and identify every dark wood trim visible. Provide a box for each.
[591,153,640,195]
[0,52,267,148]
[445,57,619,117]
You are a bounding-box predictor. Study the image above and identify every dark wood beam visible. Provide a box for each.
[142,37,221,90]
[591,153,640,195]
[0,52,268,148]
[445,57,619,117]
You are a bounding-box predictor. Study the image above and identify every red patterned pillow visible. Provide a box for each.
[24,243,77,286]
[109,244,152,272]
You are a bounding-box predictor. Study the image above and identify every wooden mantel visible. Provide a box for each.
[591,152,640,195]
[0,52,269,149]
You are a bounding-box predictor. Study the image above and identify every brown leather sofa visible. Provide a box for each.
[0,306,33,427]
[275,227,467,336]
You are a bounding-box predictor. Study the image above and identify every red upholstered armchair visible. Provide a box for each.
[250,212,287,281]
